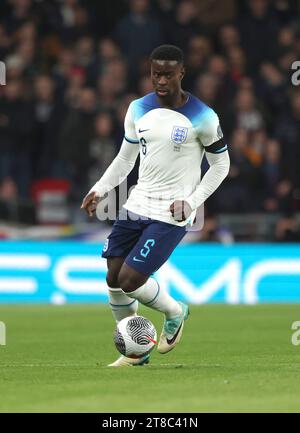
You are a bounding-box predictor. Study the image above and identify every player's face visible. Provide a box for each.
[151,60,185,99]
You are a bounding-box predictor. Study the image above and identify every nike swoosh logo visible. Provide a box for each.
[133,256,145,263]
[166,322,183,345]
[138,128,150,133]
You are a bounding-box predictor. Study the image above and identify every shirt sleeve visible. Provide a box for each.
[185,108,229,210]
[197,109,224,148]
[185,150,230,211]
[89,138,140,196]
[124,102,139,144]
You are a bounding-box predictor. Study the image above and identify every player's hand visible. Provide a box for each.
[169,200,192,222]
[80,191,101,217]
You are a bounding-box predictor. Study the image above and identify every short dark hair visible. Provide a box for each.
[150,45,184,64]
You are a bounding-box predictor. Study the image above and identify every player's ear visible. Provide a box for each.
[180,65,185,80]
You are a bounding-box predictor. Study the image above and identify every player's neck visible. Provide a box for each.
[158,90,188,110]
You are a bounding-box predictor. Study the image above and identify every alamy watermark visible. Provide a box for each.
[0,321,6,346]
[291,321,300,346]
[0,61,6,85]
[291,61,300,86]
[94,178,205,232]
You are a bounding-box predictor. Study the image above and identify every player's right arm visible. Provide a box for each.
[81,103,140,216]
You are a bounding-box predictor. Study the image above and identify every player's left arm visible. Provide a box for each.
[185,145,230,212]
[170,111,230,221]
[170,149,229,222]
[185,111,230,212]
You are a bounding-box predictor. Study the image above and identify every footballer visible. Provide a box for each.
[81,45,230,366]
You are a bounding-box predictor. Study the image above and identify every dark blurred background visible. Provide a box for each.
[0,0,300,242]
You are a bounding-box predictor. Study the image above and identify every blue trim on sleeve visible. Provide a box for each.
[125,135,139,144]
[174,93,212,128]
[204,138,227,153]
[131,93,160,122]
[129,92,216,130]
[214,145,228,153]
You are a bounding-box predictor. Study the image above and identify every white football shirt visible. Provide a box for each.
[121,92,226,226]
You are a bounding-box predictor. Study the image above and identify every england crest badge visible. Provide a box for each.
[171,126,188,151]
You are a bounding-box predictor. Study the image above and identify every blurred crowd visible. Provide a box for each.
[0,0,300,240]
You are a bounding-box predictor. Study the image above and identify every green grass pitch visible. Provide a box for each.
[1,304,300,412]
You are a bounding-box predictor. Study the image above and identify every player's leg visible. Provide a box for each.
[106,257,138,323]
[119,263,182,318]
[102,209,149,366]
[107,262,151,367]
[118,263,188,354]
[102,208,142,323]
[118,220,189,354]
[106,260,149,367]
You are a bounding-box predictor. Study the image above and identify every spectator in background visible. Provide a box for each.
[154,0,176,20]
[247,128,267,167]
[216,128,261,212]
[5,54,24,81]
[238,87,268,132]
[184,35,212,89]
[0,177,19,221]
[98,38,122,63]
[56,0,92,43]
[275,90,300,188]
[32,75,65,179]
[1,0,34,36]
[114,0,164,79]
[0,78,34,198]
[74,36,95,70]
[88,112,117,187]
[277,26,297,58]
[97,72,122,111]
[261,139,282,212]
[87,38,122,86]
[196,0,236,30]
[206,55,236,115]
[163,0,199,51]
[227,45,247,83]
[0,23,11,59]
[58,87,97,199]
[15,19,36,44]
[104,58,128,94]
[194,73,219,108]
[52,46,76,93]
[0,0,299,233]
[257,62,288,116]
[238,0,280,74]
[277,48,298,82]
[96,56,128,110]
[218,24,241,55]
[295,30,300,58]
[64,65,86,108]
[138,75,153,96]
[224,88,265,135]
[273,0,299,25]
[15,38,37,79]
[274,215,300,242]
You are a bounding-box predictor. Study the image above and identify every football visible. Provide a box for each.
[114,316,157,358]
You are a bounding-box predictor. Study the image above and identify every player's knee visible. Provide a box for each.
[118,271,141,293]
[106,273,120,289]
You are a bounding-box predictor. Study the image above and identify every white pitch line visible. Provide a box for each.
[0,364,95,368]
